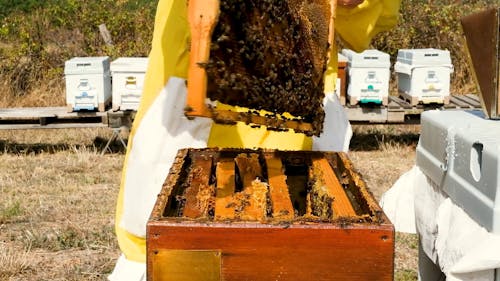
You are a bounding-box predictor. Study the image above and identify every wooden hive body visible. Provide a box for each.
[147,148,394,281]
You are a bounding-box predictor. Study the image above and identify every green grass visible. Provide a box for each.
[395,269,418,281]
[0,200,23,222]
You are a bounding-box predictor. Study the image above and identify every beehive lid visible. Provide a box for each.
[396,48,452,66]
[110,57,148,73]
[341,49,390,68]
[64,56,110,75]
[461,7,500,119]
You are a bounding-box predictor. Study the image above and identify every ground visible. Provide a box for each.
[0,125,419,280]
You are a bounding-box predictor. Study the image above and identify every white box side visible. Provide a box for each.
[417,110,500,233]
[65,73,111,111]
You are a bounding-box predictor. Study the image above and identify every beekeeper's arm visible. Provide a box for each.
[109,1,400,280]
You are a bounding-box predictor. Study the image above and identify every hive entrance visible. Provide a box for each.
[161,149,379,224]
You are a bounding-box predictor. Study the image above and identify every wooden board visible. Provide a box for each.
[215,159,236,220]
[182,156,214,218]
[148,222,394,281]
[265,157,294,220]
[311,158,356,217]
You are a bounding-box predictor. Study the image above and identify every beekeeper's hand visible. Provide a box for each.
[338,0,364,8]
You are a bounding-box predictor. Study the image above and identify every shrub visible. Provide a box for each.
[0,0,156,106]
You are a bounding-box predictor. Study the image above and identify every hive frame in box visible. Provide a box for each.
[184,0,338,136]
[147,148,394,281]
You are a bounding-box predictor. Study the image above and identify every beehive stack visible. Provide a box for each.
[199,0,331,135]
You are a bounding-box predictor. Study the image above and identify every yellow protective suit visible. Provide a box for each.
[112,0,400,271]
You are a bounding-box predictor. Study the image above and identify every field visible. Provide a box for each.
[0,125,419,280]
[2,0,499,280]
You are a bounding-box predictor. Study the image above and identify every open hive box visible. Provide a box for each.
[185,0,336,136]
[147,148,394,281]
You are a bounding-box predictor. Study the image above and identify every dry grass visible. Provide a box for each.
[0,242,32,279]
[0,126,419,280]
[350,125,419,280]
[0,129,123,280]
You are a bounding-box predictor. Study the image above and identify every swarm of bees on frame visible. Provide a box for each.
[201,0,331,135]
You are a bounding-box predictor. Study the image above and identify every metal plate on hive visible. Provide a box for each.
[461,7,500,119]
[149,250,221,281]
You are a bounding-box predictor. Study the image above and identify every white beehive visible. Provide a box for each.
[341,49,391,105]
[64,57,111,112]
[395,48,453,105]
[110,57,148,111]
[417,110,500,234]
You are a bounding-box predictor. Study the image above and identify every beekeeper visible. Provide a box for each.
[109,0,401,279]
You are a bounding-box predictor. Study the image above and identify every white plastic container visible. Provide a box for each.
[110,57,148,111]
[341,49,391,105]
[395,48,453,105]
[417,110,500,234]
[65,56,111,112]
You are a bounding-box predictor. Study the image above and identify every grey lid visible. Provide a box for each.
[64,56,110,75]
[110,57,149,73]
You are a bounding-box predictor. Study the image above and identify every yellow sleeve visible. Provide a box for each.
[336,0,400,52]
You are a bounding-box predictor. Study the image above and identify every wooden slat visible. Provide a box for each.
[185,0,220,117]
[211,109,314,135]
[214,159,236,220]
[466,93,481,104]
[443,100,459,109]
[0,107,107,119]
[235,154,267,221]
[182,156,213,218]
[387,99,402,109]
[453,94,478,108]
[390,96,413,109]
[311,158,356,218]
[0,123,107,130]
[450,96,470,108]
[265,157,294,220]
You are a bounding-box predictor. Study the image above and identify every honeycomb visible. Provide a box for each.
[202,0,331,135]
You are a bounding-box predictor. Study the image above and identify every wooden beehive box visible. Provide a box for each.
[186,0,336,136]
[147,148,394,281]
